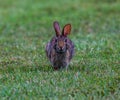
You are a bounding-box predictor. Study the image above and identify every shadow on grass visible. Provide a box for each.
[0,64,85,73]
[0,64,54,73]
[0,60,92,73]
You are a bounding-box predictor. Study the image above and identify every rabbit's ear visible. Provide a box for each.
[53,21,61,36]
[62,24,71,36]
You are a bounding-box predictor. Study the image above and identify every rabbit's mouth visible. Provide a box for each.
[57,50,65,54]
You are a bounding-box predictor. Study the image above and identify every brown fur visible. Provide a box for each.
[45,21,74,70]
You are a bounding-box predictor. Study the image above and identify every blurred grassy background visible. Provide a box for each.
[0,0,120,99]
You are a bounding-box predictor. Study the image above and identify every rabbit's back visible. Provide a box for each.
[67,39,74,61]
[46,37,55,62]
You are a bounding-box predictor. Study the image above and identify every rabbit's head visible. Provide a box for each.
[53,21,71,53]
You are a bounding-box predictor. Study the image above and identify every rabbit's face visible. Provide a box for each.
[54,35,68,53]
[53,21,71,53]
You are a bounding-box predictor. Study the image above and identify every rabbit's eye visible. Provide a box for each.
[55,39,57,42]
[65,39,67,42]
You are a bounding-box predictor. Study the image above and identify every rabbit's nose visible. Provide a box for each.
[60,47,63,51]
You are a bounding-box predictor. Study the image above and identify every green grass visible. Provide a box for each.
[0,0,120,99]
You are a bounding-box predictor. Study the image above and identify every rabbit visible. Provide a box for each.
[45,21,74,70]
